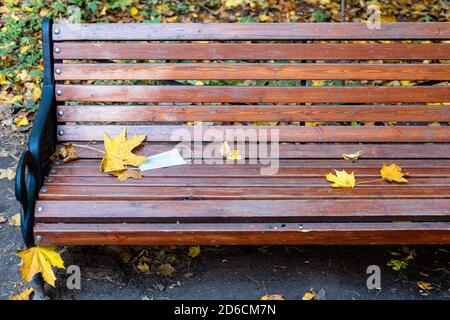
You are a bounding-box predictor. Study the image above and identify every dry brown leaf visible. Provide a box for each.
[53,144,80,163]
[417,281,433,291]
[260,294,285,300]
[380,163,408,183]
[325,170,356,188]
[159,263,176,276]
[111,169,143,182]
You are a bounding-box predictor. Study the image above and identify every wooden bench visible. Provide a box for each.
[16,18,450,247]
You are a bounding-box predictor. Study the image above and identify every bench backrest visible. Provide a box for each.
[51,22,450,159]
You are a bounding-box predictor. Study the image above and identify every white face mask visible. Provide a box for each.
[139,147,187,171]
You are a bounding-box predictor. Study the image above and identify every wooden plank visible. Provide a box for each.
[44,176,450,187]
[34,222,450,245]
[55,85,450,103]
[38,185,450,201]
[66,143,450,159]
[54,63,450,81]
[57,105,450,122]
[52,159,450,169]
[34,199,450,223]
[55,43,450,60]
[56,125,450,143]
[48,166,449,178]
[52,23,450,41]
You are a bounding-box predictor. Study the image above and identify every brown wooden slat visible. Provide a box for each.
[56,125,450,143]
[44,176,450,187]
[34,222,450,245]
[52,159,450,168]
[55,43,450,60]
[34,199,450,223]
[54,63,450,81]
[52,23,450,41]
[48,166,449,178]
[38,185,450,201]
[55,85,450,103]
[57,105,450,122]
[67,143,450,159]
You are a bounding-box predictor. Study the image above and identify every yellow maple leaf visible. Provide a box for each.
[260,294,285,300]
[380,163,408,183]
[17,246,65,287]
[416,281,433,291]
[302,291,316,300]
[53,144,79,163]
[9,288,34,300]
[227,149,242,160]
[188,246,201,257]
[342,150,363,160]
[14,116,28,127]
[111,169,143,182]
[101,128,146,173]
[325,170,356,188]
[130,6,138,16]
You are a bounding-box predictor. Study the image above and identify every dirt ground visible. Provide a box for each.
[0,127,449,300]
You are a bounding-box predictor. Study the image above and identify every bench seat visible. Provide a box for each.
[34,159,450,245]
[15,19,450,247]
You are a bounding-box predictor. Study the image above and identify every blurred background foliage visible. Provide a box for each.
[0,0,449,128]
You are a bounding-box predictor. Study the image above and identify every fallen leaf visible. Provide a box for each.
[380,163,408,183]
[188,246,201,257]
[9,213,20,227]
[17,246,65,287]
[111,169,143,182]
[159,263,176,276]
[9,288,34,300]
[0,168,15,180]
[227,149,242,160]
[53,144,80,163]
[14,116,28,127]
[302,291,316,300]
[342,150,363,160]
[260,294,285,300]
[130,6,139,16]
[305,121,324,126]
[387,259,408,271]
[325,170,356,188]
[417,281,433,291]
[137,262,149,272]
[101,128,146,173]
[219,141,231,157]
[0,214,6,223]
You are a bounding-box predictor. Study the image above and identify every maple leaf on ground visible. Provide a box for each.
[52,144,79,163]
[17,246,65,287]
[111,169,143,182]
[188,246,201,257]
[380,163,408,183]
[9,288,34,300]
[101,128,146,173]
[342,150,363,160]
[325,170,356,188]
[260,294,285,300]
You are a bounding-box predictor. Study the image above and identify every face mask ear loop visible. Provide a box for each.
[175,144,194,162]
